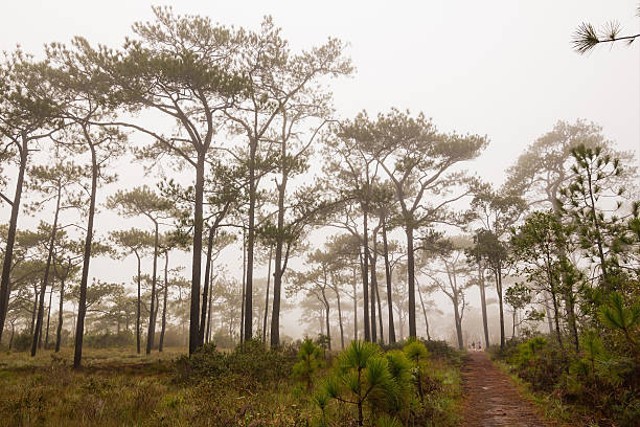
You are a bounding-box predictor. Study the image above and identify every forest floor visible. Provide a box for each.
[460,351,562,427]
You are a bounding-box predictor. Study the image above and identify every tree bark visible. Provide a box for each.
[406,226,417,338]
[159,251,169,352]
[478,264,490,348]
[0,134,28,341]
[188,153,205,355]
[361,211,371,341]
[244,139,258,343]
[381,219,396,344]
[73,140,97,369]
[146,221,160,354]
[417,285,431,341]
[263,246,272,345]
[199,226,215,346]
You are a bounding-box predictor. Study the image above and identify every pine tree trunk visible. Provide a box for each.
[74,140,97,369]
[0,134,28,341]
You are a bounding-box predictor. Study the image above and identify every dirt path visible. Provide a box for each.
[460,351,554,427]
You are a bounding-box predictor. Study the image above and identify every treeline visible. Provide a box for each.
[1,6,639,397]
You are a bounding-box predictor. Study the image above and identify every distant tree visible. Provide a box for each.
[420,237,472,350]
[465,182,526,349]
[26,161,86,356]
[110,228,154,354]
[223,17,352,344]
[342,109,487,338]
[107,186,173,354]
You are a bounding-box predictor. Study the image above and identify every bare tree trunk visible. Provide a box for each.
[406,226,417,338]
[146,222,160,354]
[352,272,358,341]
[31,287,39,336]
[199,226,215,346]
[188,153,206,355]
[244,140,259,343]
[263,246,272,345]
[374,271,384,345]
[0,134,28,342]
[44,286,54,349]
[74,140,97,369]
[135,252,142,354]
[453,295,464,350]
[478,265,490,348]
[336,287,345,350]
[495,268,505,351]
[240,227,246,345]
[360,217,371,341]
[55,272,67,353]
[382,220,396,344]
[159,251,169,352]
[417,285,431,341]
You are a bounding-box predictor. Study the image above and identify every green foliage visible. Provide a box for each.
[292,338,324,390]
[176,340,295,387]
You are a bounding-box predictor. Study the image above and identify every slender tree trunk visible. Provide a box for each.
[159,251,169,352]
[44,286,53,349]
[406,226,417,338]
[263,246,272,345]
[134,252,141,354]
[361,214,371,341]
[244,139,258,342]
[322,292,331,352]
[74,141,97,369]
[495,267,505,350]
[452,294,464,350]
[55,272,67,353]
[0,134,28,342]
[543,292,554,335]
[370,254,377,343]
[335,285,345,350]
[206,260,214,343]
[240,228,246,345]
[382,220,396,344]
[146,222,160,354]
[547,261,564,348]
[188,154,206,355]
[417,284,431,340]
[32,186,62,356]
[271,127,289,348]
[478,264,490,348]
[199,226,215,346]
[31,287,39,336]
[352,272,358,341]
[373,268,384,344]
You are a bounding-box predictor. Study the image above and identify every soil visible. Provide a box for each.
[460,351,557,427]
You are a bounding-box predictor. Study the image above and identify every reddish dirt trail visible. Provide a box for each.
[460,351,555,427]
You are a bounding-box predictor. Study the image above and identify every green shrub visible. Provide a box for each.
[292,338,324,390]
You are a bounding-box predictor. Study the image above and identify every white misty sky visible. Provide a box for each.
[2,0,638,182]
[1,1,639,339]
